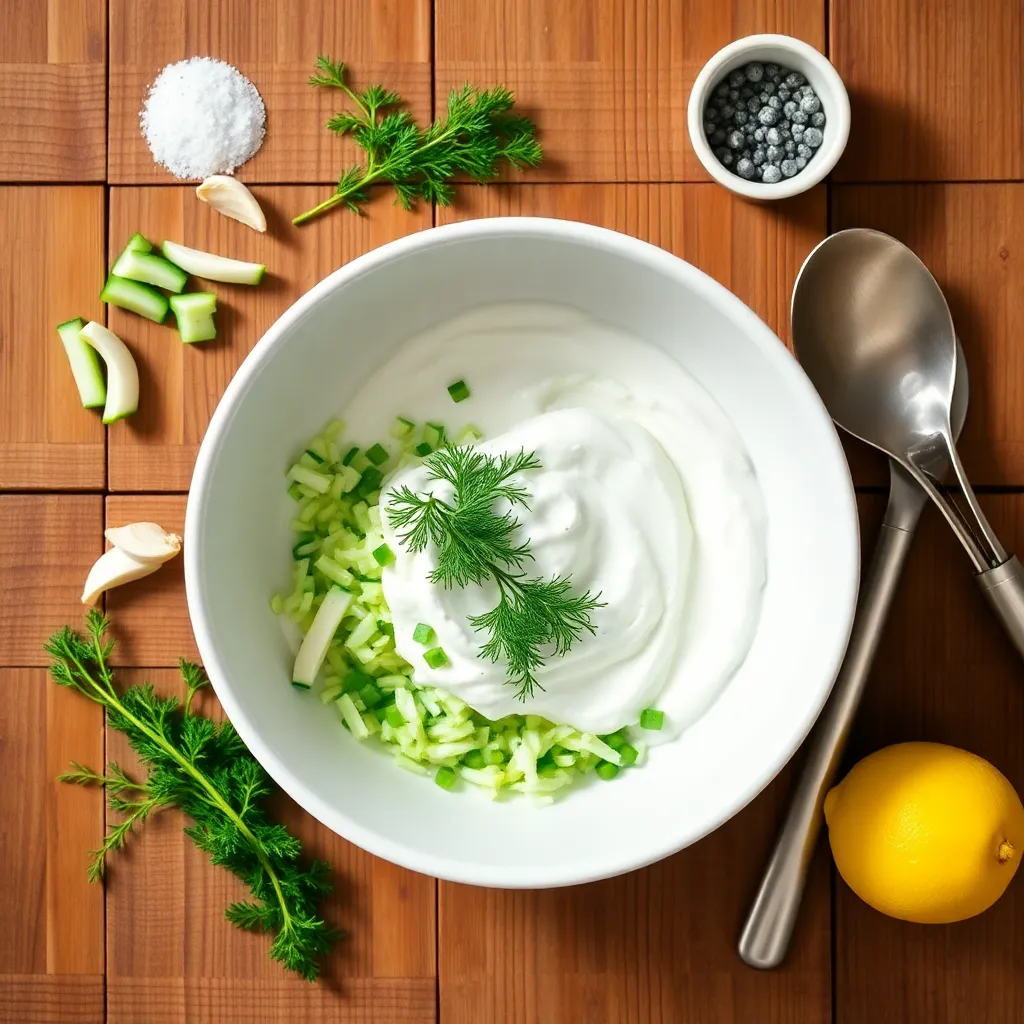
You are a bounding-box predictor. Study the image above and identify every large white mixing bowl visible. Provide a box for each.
[185,217,859,888]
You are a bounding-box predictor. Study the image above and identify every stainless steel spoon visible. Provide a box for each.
[738,230,981,970]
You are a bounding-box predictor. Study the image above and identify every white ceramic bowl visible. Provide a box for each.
[688,34,851,200]
[185,218,859,888]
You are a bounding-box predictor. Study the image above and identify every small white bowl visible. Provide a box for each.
[687,34,850,200]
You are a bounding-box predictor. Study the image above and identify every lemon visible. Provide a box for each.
[823,742,1024,923]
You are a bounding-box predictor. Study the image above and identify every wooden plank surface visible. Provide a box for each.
[435,0,824,183]
[832,0,1024,182]
[104,670,437,1024]
[833,185,1024,487]
[0,670,105,1024]
[106,186,432,492]
[835,495,1024,1024]
[0,1,106,181]
[108,0,431,183]
[0,188,106,490]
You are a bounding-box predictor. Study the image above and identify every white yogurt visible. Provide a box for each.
[341,304,768,736]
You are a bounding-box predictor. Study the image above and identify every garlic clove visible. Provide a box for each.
[81,547,162,606]
[196,175,267,232]
[105,521,182,564]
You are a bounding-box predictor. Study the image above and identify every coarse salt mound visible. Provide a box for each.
[140,57,266,179]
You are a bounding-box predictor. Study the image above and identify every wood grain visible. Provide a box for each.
[104,670,436,1024]
[107,186,433,492]
[835,495,1024,1024]
[0,496,102,666]
[108,0,431,183]
[0,669,104,1024]
[832,0,1024,182]
[0,1,106,181]
[436,0,823,183]
[834,185,1024,487]
[440,771,831,1024]
[0,187,106,489]
[437,183,826,342]
[105,495,195,666]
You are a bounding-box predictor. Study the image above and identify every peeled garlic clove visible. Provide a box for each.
[104,521,181,564]
[196,175,267,232]
[81,547,161,606]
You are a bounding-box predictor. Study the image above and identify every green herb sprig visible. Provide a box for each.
[45,612,339,981]
[387,446,603,699]
[293,56,543,225]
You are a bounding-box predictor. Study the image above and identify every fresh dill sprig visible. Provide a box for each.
[387,446,603,699]
[45,612,339,981]
[293,56,543,225]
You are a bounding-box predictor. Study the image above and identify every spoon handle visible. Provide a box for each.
[977,556,1024,661]
[738,467,924,969]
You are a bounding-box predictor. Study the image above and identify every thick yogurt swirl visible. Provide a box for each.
[341,303,768,736]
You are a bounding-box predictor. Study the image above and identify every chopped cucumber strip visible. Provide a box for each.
[125,232,153,253]
[292,586,353,686]
[56,318,105,409]
[112,248,188,293]
[161,239,265,285]
[100,274,169,323]
[169,291,217,344]
[79,321,139,424]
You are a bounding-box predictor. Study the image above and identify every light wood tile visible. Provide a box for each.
[436,0,824,183]
[104,670,436,1024]
[0,2,106,181]
[106,186,433,492]
[0,188,105,489]
[108,0,431,183]
[0,496,103,666]
[832,0,1024,181]
[0,669,104,1024]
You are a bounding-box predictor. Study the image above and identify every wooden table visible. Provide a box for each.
[2,1,1023,1021]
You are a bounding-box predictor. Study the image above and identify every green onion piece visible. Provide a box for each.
[412,623,435,645]
[342,446,359,466]
[596,761,620,781]
[372,543,395,567]
[385,705,405,728]
[365,442,389,466]
[424,646,449,669]
[618,744,639,767]
[599,730,628,750]
[462,749,486,770]
[290,680,312,691]
[447,379,471,403]
[414,442,432,457]
[639,708,665,731]
[434,766,457,790]
[355,466,383,498]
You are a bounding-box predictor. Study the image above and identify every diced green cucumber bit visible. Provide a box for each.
[100,274,170,323]
[414,442,432,457]
[639,708,665,731]
[125,232,153,253]
[412,623,435,645]
[365,443,389,466]
[424,647,449,669]
[169,291,217,343]
[161,239,265,285]
[372,543,394,567]
[275,416,651,800]
[112,248,188,293]
[434,766,457,790]
[424,423,444,448]
[390,416,415,438]
[56,318,106,409]
[447,379,470,403]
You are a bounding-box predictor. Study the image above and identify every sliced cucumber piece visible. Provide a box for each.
[79,321,139,424]
[56,317,106,409]
[292,586,353,686]
[169,291,217,343]
[112,248,188,293]
[160,239,265,285]
[100,274,169,323]
[125,232,153,254]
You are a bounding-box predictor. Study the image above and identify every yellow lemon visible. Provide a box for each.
[823,742,1024,923]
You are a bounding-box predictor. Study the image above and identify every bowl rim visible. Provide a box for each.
[185,216,860,887]
[687,33,851,200]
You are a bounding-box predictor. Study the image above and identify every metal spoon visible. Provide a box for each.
[738,230,980,970]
